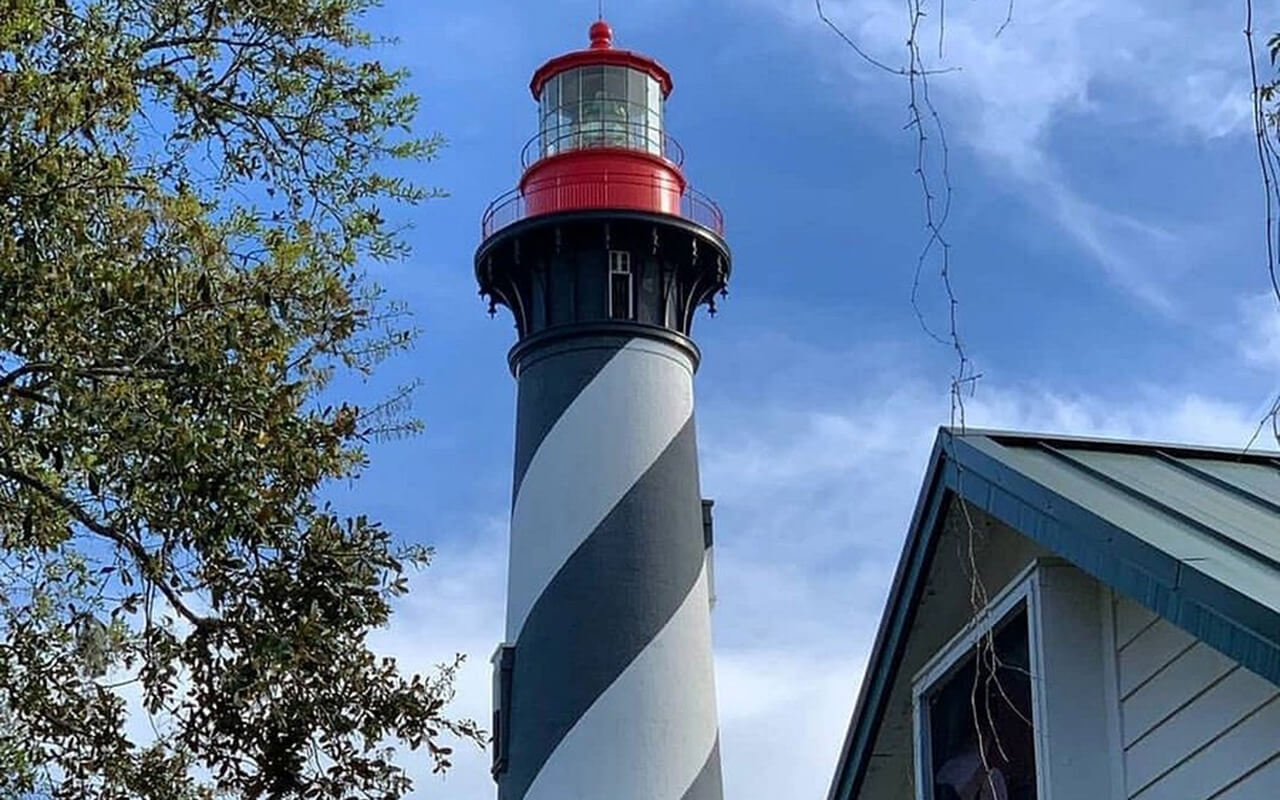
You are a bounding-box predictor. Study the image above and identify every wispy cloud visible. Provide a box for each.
[1042,184,1182,311]
[1239,291,1280,369]
[370,517,507,799]
[756,0,1270,311]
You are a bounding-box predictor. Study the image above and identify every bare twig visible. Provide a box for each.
[817,4,1021,790]
[0,363,55,389]
[996,0,1015,38]
[938,0,946,59]
[1244,0,1280,446]
[815,0,903,74]
[1246,0,1280,304]
[903,0,978,430]
[814,0,960,76]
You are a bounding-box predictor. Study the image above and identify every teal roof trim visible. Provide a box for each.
[827,428,1280,800]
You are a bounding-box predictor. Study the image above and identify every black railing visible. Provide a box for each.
[522,120,683,168]
[480,171,724,239]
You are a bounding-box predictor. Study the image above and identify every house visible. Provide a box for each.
[827,429,1280,800]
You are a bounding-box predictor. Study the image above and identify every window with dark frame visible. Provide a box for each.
[491,645,514,776]
[925,605,1037,800]
[608,250,633,320]
[539,67,664,158]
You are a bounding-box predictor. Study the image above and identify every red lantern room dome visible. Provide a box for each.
[528,20,673,99]
[479,21,723,240]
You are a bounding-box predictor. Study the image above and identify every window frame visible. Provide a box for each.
[490,643,515,776]
[539,73,559,155]
[911,563,1049,800]
[539,66,665,159]
[607,250,633,320]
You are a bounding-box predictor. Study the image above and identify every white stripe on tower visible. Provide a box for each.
[523,562,718,800]
[506,337,694,641]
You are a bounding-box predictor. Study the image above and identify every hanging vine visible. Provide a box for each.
[1244,0,1280,447]
[815,4,1020,798]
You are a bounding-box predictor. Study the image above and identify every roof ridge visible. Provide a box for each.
[944,426,1280,465]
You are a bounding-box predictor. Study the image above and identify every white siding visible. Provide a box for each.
[1107,594,1280,799]
[1216,755,1280,799]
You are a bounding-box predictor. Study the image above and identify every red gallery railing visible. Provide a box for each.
[481,171,725,239]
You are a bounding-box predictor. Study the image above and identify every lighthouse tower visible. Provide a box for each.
[476,19,730,800]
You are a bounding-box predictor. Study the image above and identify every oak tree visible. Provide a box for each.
[0,1,482,797]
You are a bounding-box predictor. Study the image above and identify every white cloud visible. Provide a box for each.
[371,518,508,799]
[714,648,866,798]
[1240,291,1280,369]
[756,0,1272,310]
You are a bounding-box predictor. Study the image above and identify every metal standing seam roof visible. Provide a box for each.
[827,427,1280,800]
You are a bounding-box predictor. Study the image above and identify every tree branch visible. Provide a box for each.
[0,362,55,389]
[0,468,219,632]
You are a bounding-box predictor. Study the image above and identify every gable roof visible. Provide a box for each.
[827,428,1280,800]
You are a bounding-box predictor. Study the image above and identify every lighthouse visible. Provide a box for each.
[476,19,731,800]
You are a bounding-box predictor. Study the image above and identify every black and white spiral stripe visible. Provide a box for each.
[499,334,722,800]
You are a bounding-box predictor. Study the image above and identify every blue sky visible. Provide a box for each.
[320,1,1280,797]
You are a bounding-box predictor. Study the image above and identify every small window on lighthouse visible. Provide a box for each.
[609,250,633,320]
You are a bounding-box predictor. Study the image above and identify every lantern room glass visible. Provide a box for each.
[539,66,665,159]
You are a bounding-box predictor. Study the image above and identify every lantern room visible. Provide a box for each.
[479,20,724,238]
[531,21,672,160]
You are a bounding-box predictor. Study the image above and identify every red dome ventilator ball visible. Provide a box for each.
[589,19,614,49]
